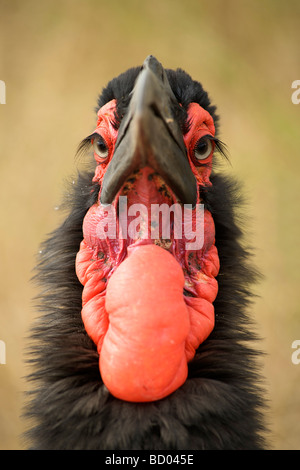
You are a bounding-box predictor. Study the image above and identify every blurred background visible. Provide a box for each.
[0,0,299,450]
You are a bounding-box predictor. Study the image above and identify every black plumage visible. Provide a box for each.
[24,63,267,450]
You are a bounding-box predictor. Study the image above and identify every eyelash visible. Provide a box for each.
[210,137,228,159]
[77,133,110,159]
[76,133,97,156]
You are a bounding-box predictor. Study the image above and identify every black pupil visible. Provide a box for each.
[97,138,107,153]
[196,139,208,154]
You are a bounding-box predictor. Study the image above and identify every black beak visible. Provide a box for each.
[100,55,197,207]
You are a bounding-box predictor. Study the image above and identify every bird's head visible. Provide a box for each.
[76,56,223,402]
[94,55,215,207]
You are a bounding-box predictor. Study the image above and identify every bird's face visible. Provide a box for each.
[75,57,220,402]
[92,99,215,197]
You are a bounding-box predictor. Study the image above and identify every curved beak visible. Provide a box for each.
[100,55,197,207]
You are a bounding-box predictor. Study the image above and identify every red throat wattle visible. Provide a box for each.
[75,99,220,402]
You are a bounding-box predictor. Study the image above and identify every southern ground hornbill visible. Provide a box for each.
[25,56,267,450]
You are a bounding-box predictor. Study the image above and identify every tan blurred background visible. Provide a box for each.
[0,0,299,450]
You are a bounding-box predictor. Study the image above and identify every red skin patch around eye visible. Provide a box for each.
[183,102,216,186]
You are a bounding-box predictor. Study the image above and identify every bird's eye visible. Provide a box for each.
[93,136,109,161]
[194,137,213,161]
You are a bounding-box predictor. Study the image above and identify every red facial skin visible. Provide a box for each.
[75,100,220,402]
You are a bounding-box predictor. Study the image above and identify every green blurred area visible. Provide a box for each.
[0,0,299,450]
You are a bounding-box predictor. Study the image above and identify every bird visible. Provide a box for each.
[25,55,267,450]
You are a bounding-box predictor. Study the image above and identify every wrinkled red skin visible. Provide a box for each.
[75,100,220,402]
